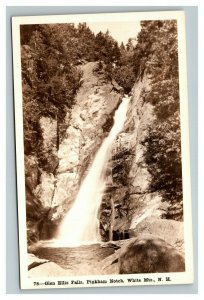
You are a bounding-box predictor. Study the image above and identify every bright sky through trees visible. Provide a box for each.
[86,21,141,45]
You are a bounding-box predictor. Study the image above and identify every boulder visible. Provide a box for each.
[28,262,67,277]
[118,235,185,274]
[28,253,49,270]
[131,217,184,253]
[99,247,120,275]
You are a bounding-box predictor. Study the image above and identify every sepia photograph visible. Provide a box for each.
[12,11,193,289]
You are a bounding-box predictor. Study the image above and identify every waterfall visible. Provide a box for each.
[56,96,129,246]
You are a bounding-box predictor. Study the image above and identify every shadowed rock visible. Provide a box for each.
[119,235,185,274]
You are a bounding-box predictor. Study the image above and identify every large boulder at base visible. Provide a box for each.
[130,217,184,253]
[28,262,66,277]
[28,253,49,270]
[119,235,185,274]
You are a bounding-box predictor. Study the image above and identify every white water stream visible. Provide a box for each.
[56,96,129,246]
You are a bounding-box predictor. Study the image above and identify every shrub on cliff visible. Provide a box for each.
[112,65,135,93]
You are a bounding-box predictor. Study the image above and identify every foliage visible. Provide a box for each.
[113,65,135,93]
[21,24,83,156]
[94,30,121,64]
[93,31,135,93]
[134,20,183,219]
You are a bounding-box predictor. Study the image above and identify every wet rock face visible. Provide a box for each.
[119,235,185,274]
[25,62,183,246]
[100,187,129,241]
[51,62,122,224]
[25,62,123,243]
[99,77,167,239]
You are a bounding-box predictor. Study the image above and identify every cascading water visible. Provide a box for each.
[56,96,129,246]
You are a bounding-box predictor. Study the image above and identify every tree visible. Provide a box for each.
[133,20,183,220]
[120,42,125,52]
[21,24,83,162]
[126,38,134,51]
[94,31,120,65]
[113,65,135,93]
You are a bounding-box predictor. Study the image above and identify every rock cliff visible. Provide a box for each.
[25,63,183,247]
[99,74,175,241]
[25,62,123,243]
